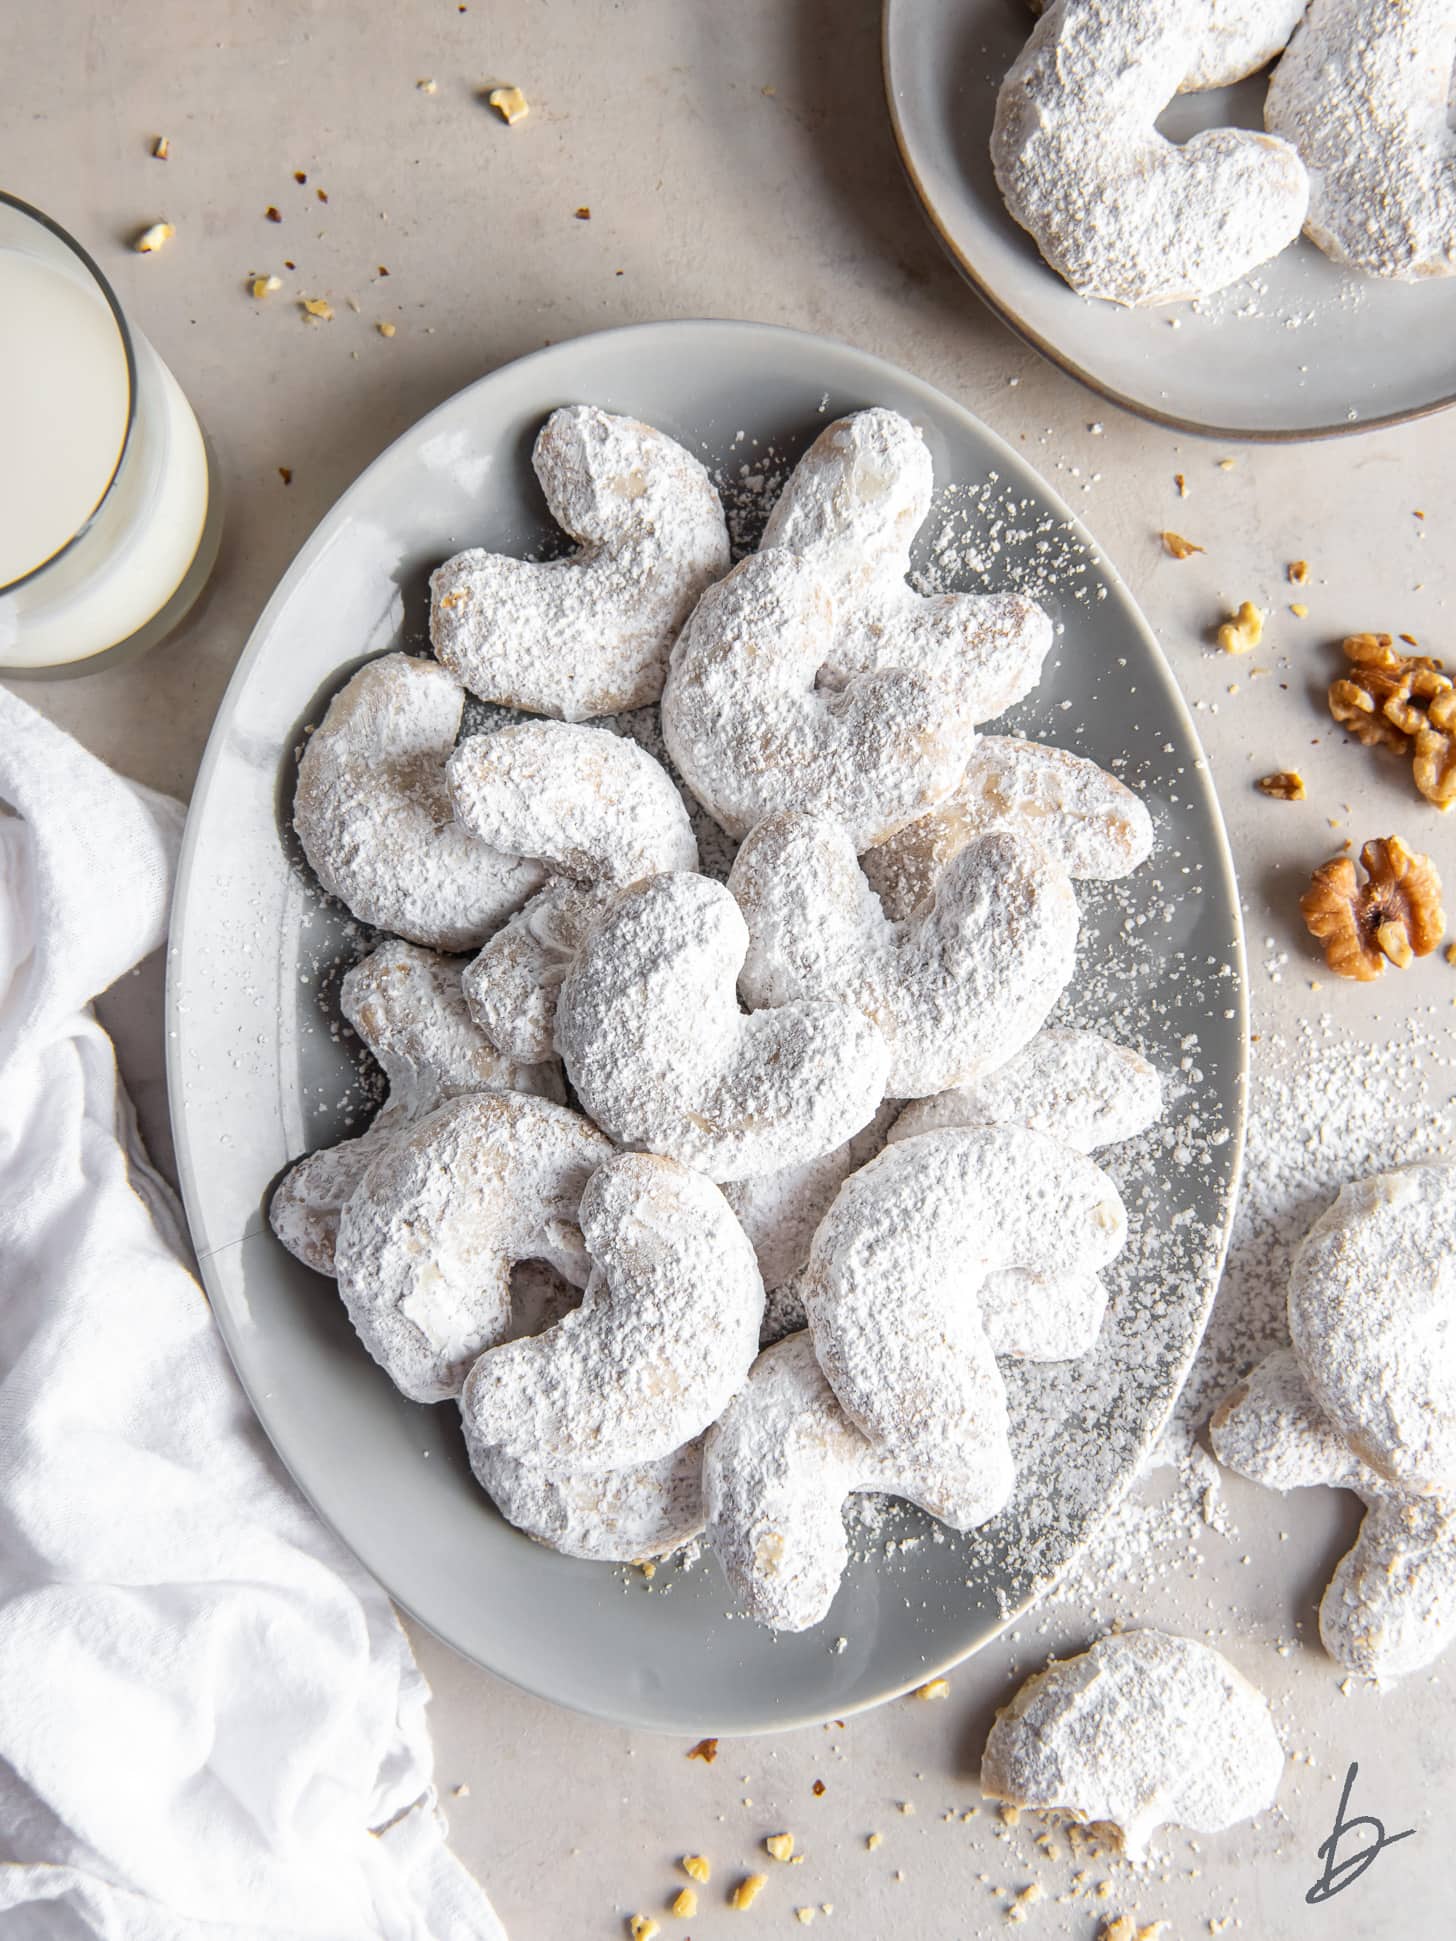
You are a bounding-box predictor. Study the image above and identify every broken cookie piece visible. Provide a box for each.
[980,1630,1283,1858]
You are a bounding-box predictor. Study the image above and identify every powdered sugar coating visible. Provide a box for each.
[333,1092,613,1404]
[430,406,731,721]
[447,720,698,886]
[863,736,1154,922]
[293,653,545,950]
[724,1103,898,1292]
[1288,1161,1456,1487]
[555,872,891,1181]
[757,410,1053,719]
[730,814,1078,1098]
[993,0,1310,306]
[1027,0,1307,90]
[460,1152,763,1471]
[803,1126,1127,1469]
[704,1332,1011,1632]
[981,1630,1284,1857]
[1213,1348,1456,1679]
[462,880,600,1064]
[466,1435,705,1564]
[888,1027,1161,1153]
[1266,0,1456,280]
[449,722,699,1059]
[662,548,971,850]
[269,940,562,1274]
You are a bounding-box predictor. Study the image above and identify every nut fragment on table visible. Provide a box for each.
[671,1887,697,1917]
[1288,559,1310,585]
[251,273,282,299]
[629,1917,659,1941]
[301,297,334,321]
[1328,634,1453,796]
[1217,601,1263,654]
[1160,531,1203,559]
[681,1855,711,1883]
[1256,772,1306,801]
[765,1833,795,1862]
[152,135,170,159]
[1300,837,1446,981]
[488,84,530,123]
[731,1872,767,1910]
[133,220,174,253]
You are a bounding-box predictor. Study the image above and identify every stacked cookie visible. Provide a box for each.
[272,403,1163,1631]
[993,0,1456,305]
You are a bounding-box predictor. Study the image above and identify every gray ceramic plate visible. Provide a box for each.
[167,319,1246,1735]
[883,0,1456,441]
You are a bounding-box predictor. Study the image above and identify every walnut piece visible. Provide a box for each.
[1161,531,1204,559]
[1288,559,1310,585]
[1300,837,1446,982]
[1216,601,1263,654]
[1256,772,1306,801]
[731,1873,768,1910]
[488,84,529,123]
[1329,636,1453,789]
[1414,688,1456,809]
[686,1738,718,1763]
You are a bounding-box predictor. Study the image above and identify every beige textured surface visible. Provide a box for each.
[4,2,1454,1935]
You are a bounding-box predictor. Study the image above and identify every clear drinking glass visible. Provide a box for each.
[0,192,222,678]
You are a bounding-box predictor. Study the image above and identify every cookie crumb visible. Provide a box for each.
[417,77,438,92]
[629,1918,659,1941]
[687,1739,718,1763]
[133,221,174,253]
[671,1887,696,1918]
[1288,559,1310,584]
[681,1855,711,1883]
[914,1678,950,1700]
[796,1911,815,1927]
[250,274,282,299]
[265,205,282,222]
[377,321,396,338]
[865,1832,882,1851]
[152,135,170,159]
[765,1834,795,1862]
[300,297,333,321]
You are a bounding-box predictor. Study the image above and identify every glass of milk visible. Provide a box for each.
[0,193,221,678]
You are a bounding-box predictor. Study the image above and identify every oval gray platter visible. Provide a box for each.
[884,0,1456,441]
[166,319,1247,1735]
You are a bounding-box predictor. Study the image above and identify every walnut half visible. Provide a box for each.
[1300,837,1446,981]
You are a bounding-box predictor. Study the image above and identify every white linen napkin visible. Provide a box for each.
[0,690,503,1941]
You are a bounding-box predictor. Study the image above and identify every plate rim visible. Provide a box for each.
[165,315,1250,1732]
[880,0,1456,445]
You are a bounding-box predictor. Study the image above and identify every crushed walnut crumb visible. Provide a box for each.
[1288,559,1310,584]
[731,1873,767,1911]
[1256,771,1306,801]
[1174,473,1188,498]
[811,1780,826,1797]
[151,135,170,160]
[1216,601,1263,655]
[1301,837,1446,981]
[264,205,282,222]
[487,84,529,123]
[687,1739,718,1763]
[1160,531,1204,559]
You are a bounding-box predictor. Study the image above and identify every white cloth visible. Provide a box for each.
[0,690,503,1941]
